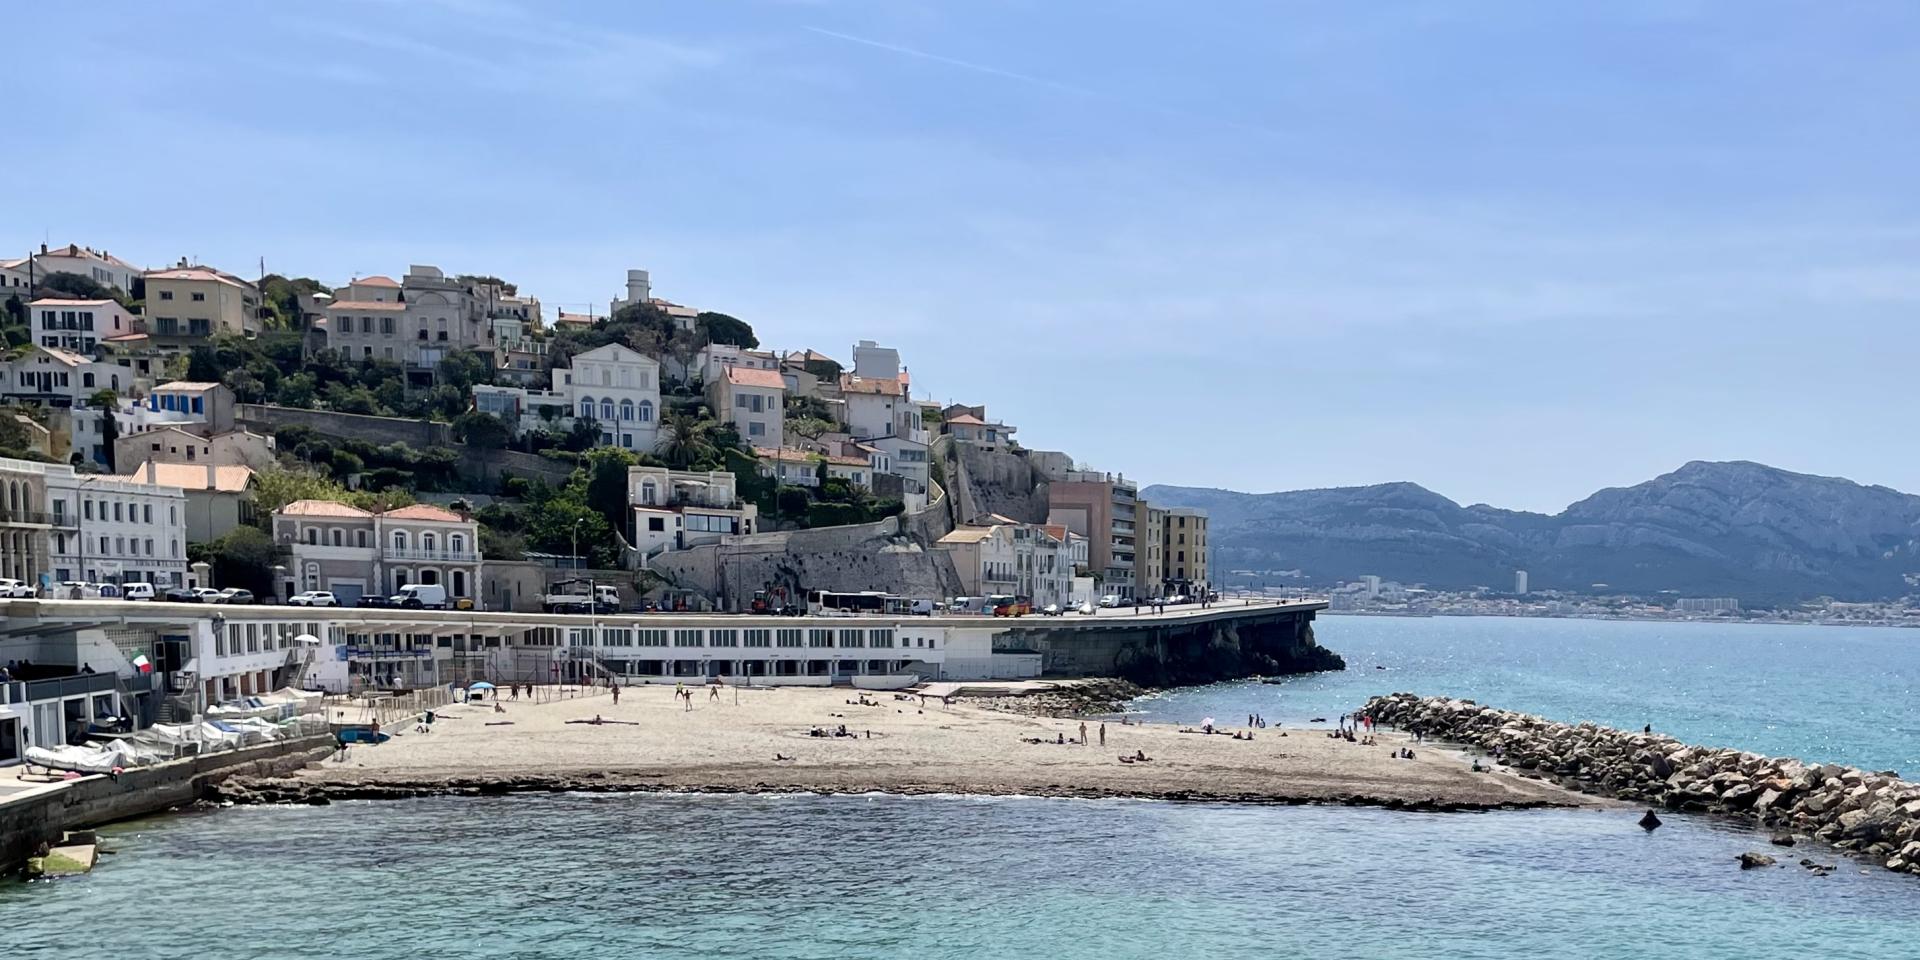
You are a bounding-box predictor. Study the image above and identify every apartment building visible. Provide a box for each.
[708,366,785,450]
[45,473,189,587]
[1164,506,1209,596]
[324,266,491,370]
[143,262,262,343]
[28,298,138,354]
[936,521,1071,608]
[940,403,1016,450]
[120,462,257,543]
[629,466,758,557]
[0,345,134,407]
[114,425,276,473]
[1136,501,1167,599]
[273,501,481,605]
[0,458,54,585]
[1046,470,1139,599]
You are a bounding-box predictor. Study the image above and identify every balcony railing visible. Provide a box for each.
[384,548,480,563]
[0,508,57,526]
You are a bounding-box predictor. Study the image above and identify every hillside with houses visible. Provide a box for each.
[0,245,1212,612]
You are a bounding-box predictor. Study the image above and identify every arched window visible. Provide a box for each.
[641,480,657,505]
[619,399,634,422]
[357,530,369,547]
[331,528,343,546]
[637,400,653,423]
[392,531,407,550]
[450,534,465,555]
[423,532,437,552]
[112,374,120,389]
[600,400,614,421]
[579,396,595,419]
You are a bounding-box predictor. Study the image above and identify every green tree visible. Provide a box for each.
[35,271,118,302]
[696,311,757,348]
[452,410,512,450]
[583,447,637,534]
[205,526,282,598]
[655,411,715,469]
[88,390,118,473]
[438,349,495,390]
[186,346,222,383]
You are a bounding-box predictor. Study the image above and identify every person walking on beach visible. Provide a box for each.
[1099,722,1106,747]
[611,683,620,705]
[1079,721,1088,745]
[709,683,720,701]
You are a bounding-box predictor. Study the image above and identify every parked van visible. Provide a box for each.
[122,583,156,601]
[391,583,449,610]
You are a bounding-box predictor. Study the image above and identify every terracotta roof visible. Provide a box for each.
[40,244,141,270]
[36,347,89,367]
[1042,523,1069,542]
[937,525,1000,545]
[123,462,256,493]
[326,300,406,311]
[28,298,119,308]
[753,445,813,463]
[782,349,838,365]
[278,499,374,518]
[725,367,787,390]
[556,310,597,325]
[840,376,905,397]
[355,275,400,288]
[945,413,986,425]
[824,454,869,468]
[381,503,467,523]
[145,267,254,290]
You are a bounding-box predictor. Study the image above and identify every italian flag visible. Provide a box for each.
[132,654,153,674]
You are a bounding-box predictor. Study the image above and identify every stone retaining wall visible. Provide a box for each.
[0,736,337,872]
[1361,693,1920,879]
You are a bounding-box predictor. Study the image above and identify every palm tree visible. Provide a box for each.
[655,411,715,469]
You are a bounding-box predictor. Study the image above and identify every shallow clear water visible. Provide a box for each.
[8,617,1919,956]
[1132,615,1920,773]
[7,793,1917,960]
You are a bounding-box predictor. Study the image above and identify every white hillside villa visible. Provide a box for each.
[473,343,661,451]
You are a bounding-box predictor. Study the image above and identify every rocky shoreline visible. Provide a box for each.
[1362,692,1920,878]
[956,678,1147,717]
[207,770,1571,813]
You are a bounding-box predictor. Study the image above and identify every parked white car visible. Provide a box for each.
[1098,594,1121,608]
[190,587,223,603]
[289,590,339,607]
[0,578,37,598]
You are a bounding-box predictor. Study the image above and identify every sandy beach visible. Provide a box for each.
[224,683,1595,810]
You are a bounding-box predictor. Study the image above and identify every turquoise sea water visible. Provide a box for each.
[9,793,1919,960]
[7,616,1919,957]
[1133,615,1920,774]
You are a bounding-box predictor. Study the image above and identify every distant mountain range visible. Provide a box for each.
[1143,461,1920,604]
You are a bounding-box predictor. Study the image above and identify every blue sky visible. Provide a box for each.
[10,1,1920,512]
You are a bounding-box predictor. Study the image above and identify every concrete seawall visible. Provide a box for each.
[1362,693,1920,878]
[1,736,336,873]
[1027,607,1342,683]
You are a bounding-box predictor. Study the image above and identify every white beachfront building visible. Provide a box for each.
[473,343,661,451]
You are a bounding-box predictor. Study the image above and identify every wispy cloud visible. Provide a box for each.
[801,24,1288,141]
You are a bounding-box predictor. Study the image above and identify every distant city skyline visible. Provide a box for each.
[9,1,1919,512]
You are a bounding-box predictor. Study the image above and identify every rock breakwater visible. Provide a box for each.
[1363,692,1920,879]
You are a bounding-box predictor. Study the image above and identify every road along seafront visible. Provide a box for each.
[215,683,1590,811]
[1363,692,1920,879]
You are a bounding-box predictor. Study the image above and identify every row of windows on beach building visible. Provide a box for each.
[562,627,926,650]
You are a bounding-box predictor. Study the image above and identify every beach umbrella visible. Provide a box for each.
[294,634,322,646]
[469,681,496,690]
